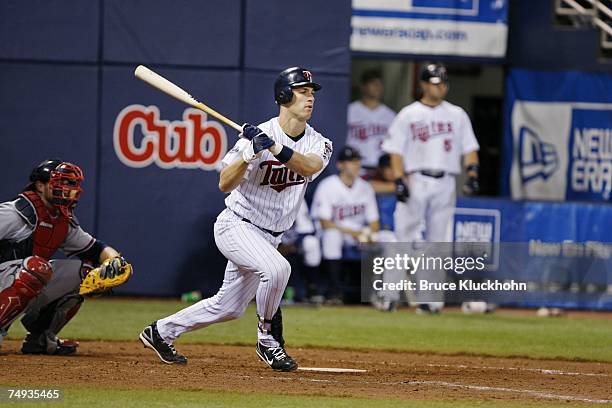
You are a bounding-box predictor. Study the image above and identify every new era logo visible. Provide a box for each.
[518,126,558,183]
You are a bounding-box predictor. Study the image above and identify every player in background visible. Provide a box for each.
[382,63,480,313]
[347,70,396,176]
[140,67,332,372]
[312,146,380,303]
[0,159,130,355]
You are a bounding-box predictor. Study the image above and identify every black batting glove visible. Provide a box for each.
[253,133,275,154]
[463,176,480,195]
[242,123,264,141]
[395,178,410,202]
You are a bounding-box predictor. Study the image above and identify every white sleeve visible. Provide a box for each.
[221,138,254,180]
[61,224,96,257]
[365,185,380,223]
[221,138,250,167]
[307,137,333,181]
[460,110,480,154]
[311,181,333,221]
[0,201,33,242]
[382,113,406,155]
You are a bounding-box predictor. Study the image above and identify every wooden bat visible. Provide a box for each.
[134,65,242,132]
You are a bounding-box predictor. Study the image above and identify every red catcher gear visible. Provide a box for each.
[0,256,52,328]
[21,191,70,260]
[48,162,84,218]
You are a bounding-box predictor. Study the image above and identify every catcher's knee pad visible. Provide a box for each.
[0,256,52,328]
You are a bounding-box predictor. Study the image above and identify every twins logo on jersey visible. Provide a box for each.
[259,160,306,192]
[349,123,389,141]
[410,121,453,142]
[332,204,366,221]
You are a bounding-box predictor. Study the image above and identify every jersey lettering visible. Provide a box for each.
[259,160,306,192]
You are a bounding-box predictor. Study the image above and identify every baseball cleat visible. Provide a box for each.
[256,342,298,372]
[139,321,187,365]
[21,332,79,355]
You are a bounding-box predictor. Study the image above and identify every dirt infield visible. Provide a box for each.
[1,340,611,404]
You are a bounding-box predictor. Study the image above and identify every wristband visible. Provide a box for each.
[274,145,294,163]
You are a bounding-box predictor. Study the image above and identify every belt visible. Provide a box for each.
[420,170,446,178]
[241,217,284,237]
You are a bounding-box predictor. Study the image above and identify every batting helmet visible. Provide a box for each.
[274,67,322,105]
[420,63,448,85]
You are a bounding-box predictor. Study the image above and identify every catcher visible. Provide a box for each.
[0,159,132,355]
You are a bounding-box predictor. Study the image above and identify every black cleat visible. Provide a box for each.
[139,321,187,365]
[21,332,78,355]
[256,342,298,372]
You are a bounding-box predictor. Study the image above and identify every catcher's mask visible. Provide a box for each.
[29,159,84,217]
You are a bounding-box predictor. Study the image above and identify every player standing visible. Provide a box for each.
[382,63,480,312]
[346,70,396,174]
[0,159,130,354]
[139,67,332,372]
[383,63,480,243]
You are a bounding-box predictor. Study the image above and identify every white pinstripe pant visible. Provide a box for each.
[157,209,290,346]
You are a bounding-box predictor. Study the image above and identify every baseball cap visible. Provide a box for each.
[420,63,448,85]
[338,146,361,161]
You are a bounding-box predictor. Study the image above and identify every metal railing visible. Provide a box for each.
[555,0,612,49]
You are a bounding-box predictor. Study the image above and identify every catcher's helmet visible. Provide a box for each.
[28,159,84,217]
[274,67,322,105]
[420,63,448,85]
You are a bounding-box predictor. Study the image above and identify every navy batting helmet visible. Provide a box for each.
[420,63,448,85]
[274,67,322,105]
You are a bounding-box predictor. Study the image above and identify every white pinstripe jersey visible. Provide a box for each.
[221,117,333,232]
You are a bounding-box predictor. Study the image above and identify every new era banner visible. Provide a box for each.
[504,69,612,202]
[350,0,508,58]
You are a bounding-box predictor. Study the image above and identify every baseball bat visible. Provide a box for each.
[134,65,242,132]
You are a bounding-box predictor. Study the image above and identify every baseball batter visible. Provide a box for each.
[140,67,332,372]
[347,70,396,171]
[0,159,131,355]
[382,63,480,312]
[312,146,380,302]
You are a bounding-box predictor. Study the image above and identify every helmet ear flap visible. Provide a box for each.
[276,87,293,105]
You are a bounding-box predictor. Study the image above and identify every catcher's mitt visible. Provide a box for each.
[79,256,133,296]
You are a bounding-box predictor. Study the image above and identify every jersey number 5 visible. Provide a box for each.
[444,139,452,152]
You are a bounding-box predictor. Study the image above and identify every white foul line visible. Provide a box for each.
[260,376,612,404]
[404,380,612,404]
[427,363,609,378]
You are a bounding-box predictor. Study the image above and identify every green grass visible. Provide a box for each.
[7,298,612,362]
[2,387,586,408]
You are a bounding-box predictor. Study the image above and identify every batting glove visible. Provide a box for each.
[242,123,264,141]
[395,178,410,202]
[253,133,275,154]
[463,176,480,195]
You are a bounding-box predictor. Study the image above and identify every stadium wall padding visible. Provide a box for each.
[0,0,350,296]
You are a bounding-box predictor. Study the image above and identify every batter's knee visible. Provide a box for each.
[271,257,291,286]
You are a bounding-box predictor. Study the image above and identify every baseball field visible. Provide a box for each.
[2,298,611,407]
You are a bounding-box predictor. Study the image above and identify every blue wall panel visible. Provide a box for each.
[104,0,241,67]
[244,0,351,73]
[98,66,241,296]
[0,63,98,231]
[0,0,99,61]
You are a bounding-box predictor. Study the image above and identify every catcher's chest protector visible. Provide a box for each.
[19,192,69,260]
